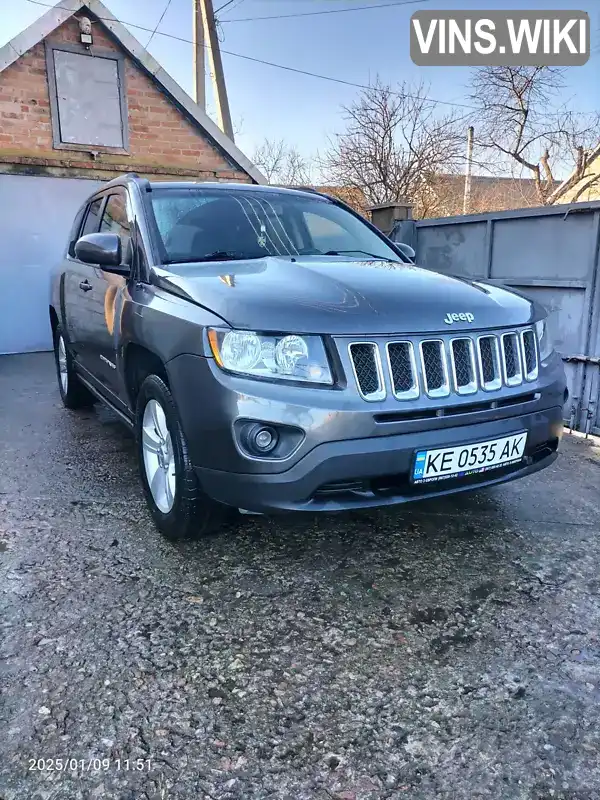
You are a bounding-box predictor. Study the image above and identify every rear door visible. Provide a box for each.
[63,195,105,368]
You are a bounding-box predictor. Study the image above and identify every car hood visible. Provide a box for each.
[151,256,538,335]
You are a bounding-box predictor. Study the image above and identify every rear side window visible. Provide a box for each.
[80,198,104,237]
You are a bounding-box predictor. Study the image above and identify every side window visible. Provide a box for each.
[80,197,104,238]
[302,211,349,253]
[67,205,86,258]
[100,191,132,264]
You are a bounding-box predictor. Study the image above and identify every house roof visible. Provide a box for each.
[0,0,266,184]
[553,147,600,204]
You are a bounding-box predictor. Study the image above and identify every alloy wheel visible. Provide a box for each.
[142,399,176,513]
[58,336,69,394]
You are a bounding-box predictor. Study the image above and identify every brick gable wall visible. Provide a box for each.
[0,14,250,182]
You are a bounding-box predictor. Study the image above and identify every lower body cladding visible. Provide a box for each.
[167,354,566,514]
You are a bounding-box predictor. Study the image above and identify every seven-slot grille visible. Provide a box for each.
[348,328,538,401]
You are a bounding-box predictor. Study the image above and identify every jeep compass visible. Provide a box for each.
[50,175,566,539]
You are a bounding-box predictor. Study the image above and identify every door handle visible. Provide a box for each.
[79,280,92,292]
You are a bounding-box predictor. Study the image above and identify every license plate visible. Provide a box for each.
[412,432,528,484]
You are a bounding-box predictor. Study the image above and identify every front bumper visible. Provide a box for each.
[166,352,566,514]
[193,405,563,512]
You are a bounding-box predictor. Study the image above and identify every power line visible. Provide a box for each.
[219,50,477,111]
[214,0,241,13]
[217,0,245,17]
[145,0,172,48]
[221,0,427,23]
[25,0,474,112]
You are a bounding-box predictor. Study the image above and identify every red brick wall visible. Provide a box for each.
[0,14,250,181]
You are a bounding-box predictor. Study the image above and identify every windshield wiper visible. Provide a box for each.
[323,249,398,262]
[165,251,264,264]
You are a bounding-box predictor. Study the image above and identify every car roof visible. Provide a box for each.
[93,174,331,203]
[147,181,325,200]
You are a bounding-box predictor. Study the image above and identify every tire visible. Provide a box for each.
[135,374,233,540]
[53,324,96,410]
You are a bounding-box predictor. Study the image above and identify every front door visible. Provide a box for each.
[84,189,134,400]
[63,195,105,367]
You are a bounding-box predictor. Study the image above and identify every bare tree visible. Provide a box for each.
[414,173,540,217]
[469,66,600,205]
[252,138,311,185]
[321,79,467,218]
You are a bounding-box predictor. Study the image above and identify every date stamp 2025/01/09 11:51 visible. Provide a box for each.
[27,757,153,775]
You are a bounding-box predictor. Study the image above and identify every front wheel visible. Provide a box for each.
[135,374,233,540]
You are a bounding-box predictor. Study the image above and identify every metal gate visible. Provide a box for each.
[0,173,101,355]
[394,201,600,434]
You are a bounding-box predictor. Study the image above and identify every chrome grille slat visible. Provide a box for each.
[450,338,477,395]
[419,340,450,398]
[520,329,538,381]
[501,332,523,386]
[347,328,536,401]
[348,342,386,401]
[386,341,419,400]
[477,335,502,391]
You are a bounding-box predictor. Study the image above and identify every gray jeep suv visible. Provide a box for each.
[50,174,566,539]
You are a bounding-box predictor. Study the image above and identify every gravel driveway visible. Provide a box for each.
[1,352,600,800]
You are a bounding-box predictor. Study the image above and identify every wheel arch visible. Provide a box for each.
[123,342,170,411]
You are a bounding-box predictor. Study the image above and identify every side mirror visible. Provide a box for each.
[396,242,416,262]
[75,233,129,275]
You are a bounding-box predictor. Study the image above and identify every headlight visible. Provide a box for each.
[535,319,554,361]
[208,329,333,384]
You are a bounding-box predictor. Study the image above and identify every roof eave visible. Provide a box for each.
[0,0,82,72]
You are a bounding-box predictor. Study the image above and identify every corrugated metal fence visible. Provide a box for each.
[393,201,600,435]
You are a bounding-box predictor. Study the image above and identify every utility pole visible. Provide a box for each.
[199,0,235,141]
[192,0,205,109]
[463,125,474,214]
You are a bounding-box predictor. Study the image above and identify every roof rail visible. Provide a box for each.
[288,185,323,195]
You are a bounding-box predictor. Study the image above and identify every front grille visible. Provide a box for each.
[348,342,384,399]
[347,327,538,402]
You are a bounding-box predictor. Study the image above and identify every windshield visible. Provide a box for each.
[149,187,404,265]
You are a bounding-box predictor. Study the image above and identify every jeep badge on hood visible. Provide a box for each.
[445,312,475,324]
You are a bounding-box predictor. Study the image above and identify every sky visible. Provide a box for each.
[3,0,600,170]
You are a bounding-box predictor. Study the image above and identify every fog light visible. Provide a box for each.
[255,428,275,450]
[243,423,278,455]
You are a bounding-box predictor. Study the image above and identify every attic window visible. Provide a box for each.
[46,43,128,151]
